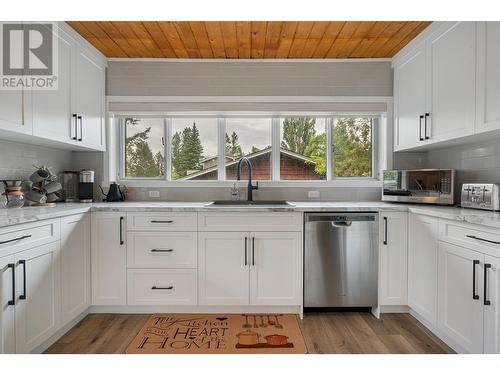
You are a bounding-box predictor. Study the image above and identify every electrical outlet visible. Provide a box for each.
[148,190,160,198]
[308,190,320,199]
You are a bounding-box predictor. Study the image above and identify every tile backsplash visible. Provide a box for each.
[0,140,74,192]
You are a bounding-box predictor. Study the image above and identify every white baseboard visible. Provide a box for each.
[379,305,409,313]
[32,309,90,354]
[89,305,302,314]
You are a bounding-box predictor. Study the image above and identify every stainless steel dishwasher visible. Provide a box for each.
[304,212,378,309]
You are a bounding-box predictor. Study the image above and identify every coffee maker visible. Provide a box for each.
[78,170,94,203]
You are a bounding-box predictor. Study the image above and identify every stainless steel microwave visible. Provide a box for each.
[382,169,455,205]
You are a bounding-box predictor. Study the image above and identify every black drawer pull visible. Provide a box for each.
[419,115,424,141]
[424,113,430,140]
[484,263,491,306]
[383,217,388,245]
[19,260,27,300]
[466,235,500,245]
[0,234,32,245]
[151,220,173,223]
[119,216,124,245]
[151,286,173,290]
[7,263,15,306]
[473,260,480,300]
[151,249,173,253]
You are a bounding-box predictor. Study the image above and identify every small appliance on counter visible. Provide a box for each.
[78,170,95,203]
[382,169,455,205]
[461,183,500,211]
[99,182,126,202]
[59,171,79,202]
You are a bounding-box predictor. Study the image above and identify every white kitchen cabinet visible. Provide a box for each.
[0,91,32,136]
[91,212,127,305]
[393,22,477,151]
[437,241,484,353]
[60,214,90,325]
[393,42,426,151]
[198,230,302,306]
[379,212,408,306]
[32,28,75,144]
[476,22,500,134]
[74,46,106,150]
[14,242,61,353]
[0,255,16,354]
[408,213,439,325]
[425,22,476,144]
[250,232,302,306]
[484,254,500,353]
[198,232,249,305]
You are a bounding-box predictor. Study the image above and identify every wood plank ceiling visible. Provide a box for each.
[67,21,431,59]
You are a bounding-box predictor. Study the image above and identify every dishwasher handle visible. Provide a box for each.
[331,221,352,228]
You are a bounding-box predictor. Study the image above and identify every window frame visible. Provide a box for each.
[116,113,381,185]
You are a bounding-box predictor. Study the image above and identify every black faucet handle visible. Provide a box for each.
[252,181,259,190]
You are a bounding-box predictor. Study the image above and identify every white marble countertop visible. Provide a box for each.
[1,201,500,230]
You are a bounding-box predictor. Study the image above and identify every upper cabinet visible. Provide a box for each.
[0,22,106,151]
[393,22,479,151]
[476,22,500,134]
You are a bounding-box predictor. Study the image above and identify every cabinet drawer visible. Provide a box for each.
[127,269,197,305]
[127,212,197,232]
[198,212,302,232]
[439,219,500,256]
[0,219,60,256]
[127,232,197,268]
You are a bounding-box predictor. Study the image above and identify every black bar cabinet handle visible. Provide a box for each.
[19,260,26,300]
[383,217,388,245]
[150,220,174,224]
[71,114,77,140]
[151,286,173,290]
[419,115,424,141]
[473,260,480,300]
[244,237,248,266]
[119,216,124,245]
[0,234,32,245]
[77,115,83,142]
[7,263,15,306]
[484,264,491,306]
[424,113,430,140]
[466,235,500,245]
[252,237,255,266]
[150,249,173,253]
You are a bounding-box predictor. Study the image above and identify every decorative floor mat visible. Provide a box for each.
[126,313,307,354]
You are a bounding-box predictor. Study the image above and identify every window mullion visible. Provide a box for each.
[165,118,172,181]
[217,118,226,181]
[271,118,280,181]
[326,117,333,181]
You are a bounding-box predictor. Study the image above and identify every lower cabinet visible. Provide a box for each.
[14,242,61,353]
[91,212,127,305]
[379,212,408,306]
[60,214,91,325]
[0,254,16,354]
[484,254,500,353]
[408,213,439,325]
[437,241,484,353]
[198,231,302,306]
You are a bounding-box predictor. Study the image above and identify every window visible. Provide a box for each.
[280,117,326,180]
[124,117,165,178]
[171,118,218,181]
[332,117,373,177]
[225,118,272,180]
[118,114,378,182]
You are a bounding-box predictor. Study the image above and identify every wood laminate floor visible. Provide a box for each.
[45,312,454,354]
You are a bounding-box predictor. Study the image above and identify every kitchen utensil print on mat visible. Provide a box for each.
[236,314,292,349]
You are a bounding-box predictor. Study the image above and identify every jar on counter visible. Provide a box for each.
[1,187,25,209]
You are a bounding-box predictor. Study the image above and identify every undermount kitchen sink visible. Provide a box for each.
[206,200,295,207]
